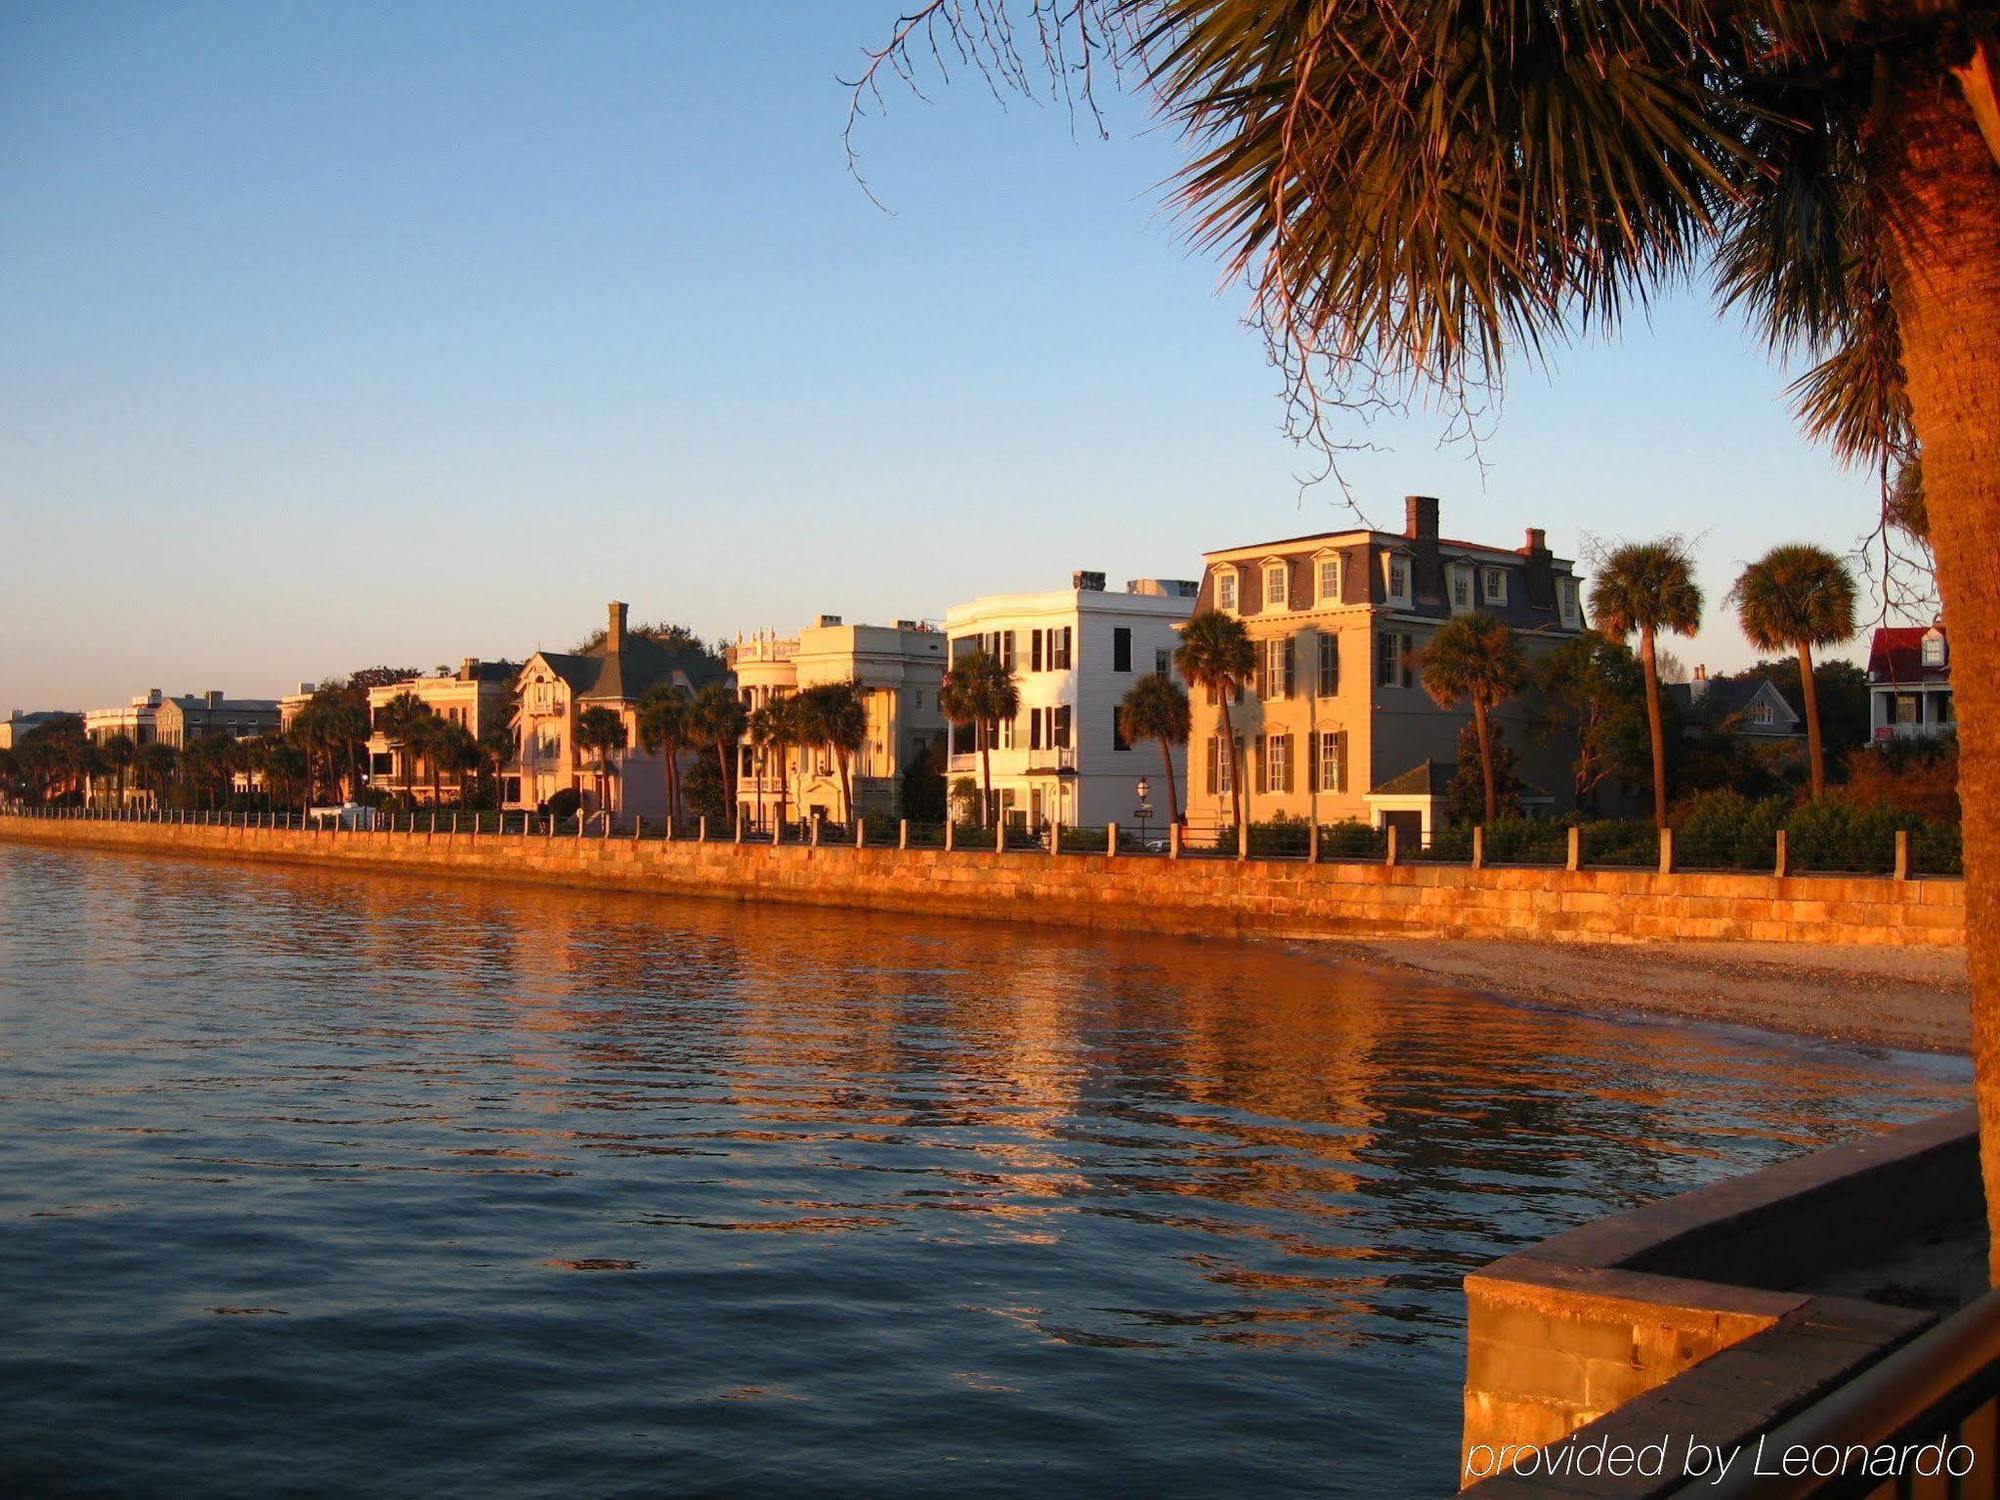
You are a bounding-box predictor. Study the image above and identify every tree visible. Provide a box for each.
[1416,612,1528,825]
[800,681,869,824]
[573,705,628,816]
[1445,722,1523,826]
[570,621,722,664]
[1728,545,1860,798]
[375,692,436,801]
[135,742,178,806]
[432,721,482,808]
[746,697,788,832]
[101,733,136,809]
[853,0,2000,1269]
[901,731,949,823]
[1727,658,1874,767]
[637,685,693,826]
[1119,673,1191,826]
[689,683,748,823]
[1590,542,1704,828]
[476,719,516,809]
[938,650,1020,827]
[1537,634,1654,813]
[1173,609,1255,831]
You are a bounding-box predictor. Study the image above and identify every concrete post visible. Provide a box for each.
[1894,828,1912,881]
[1774,828,1789,877]
[1566,825,1582,872]
[576,811,584,840]
[855,819,865,848]
[699,815,708,843]
[810,816,820,848]
[1107,822,1118,858]
[1471,826,1486,870]
[451,812,459,835]
[1169,823,1181,861]
[1236,822,1248,862]
[1658,826,1674,875]
[1308,822,1320,864]
[995,821,1005,854]
[898,818,909,850]
[944,821,956,852]
[632,816,641,842]
[1050,820,1062,858]
[1385,824,1399,868]
[734,810,744,846]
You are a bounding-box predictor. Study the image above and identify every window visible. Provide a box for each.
[1558,577,1580,626]
[1376,631,1413,688]
[1054,705,1071,749]
[1217,569,1238,612]
[1113,626,1133,672]
[1317,730,1346,793]
[1923,634,1946,667]
[1206,735,1234,795]
[1155,648,1172,678]
[1030,709,1044,750]
[1316,556,1342,605]
[1450,567,1473,614]
[1749,701,1774,726]
[1264,563,1289,611]
[1261,636,1293,700]
[1316,634,1338,697]
[1482,568,1507,605]
[1031,630,1044,673]
[998,631,1016,671]
[1112,710,1130,752]
[1386,555,1411,604]
[914,690,925,710]
[1049,626,1073,671]
[1257,733,1291,794]
[998,715,1016,750]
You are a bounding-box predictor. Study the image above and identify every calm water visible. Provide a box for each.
[0,844,1969,1498]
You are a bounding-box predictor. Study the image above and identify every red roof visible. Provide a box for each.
[1867,626,1949,685]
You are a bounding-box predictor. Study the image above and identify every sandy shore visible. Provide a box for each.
[1320,936,1971,1055]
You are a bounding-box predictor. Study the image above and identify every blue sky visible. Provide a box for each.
[1,1,1885,709]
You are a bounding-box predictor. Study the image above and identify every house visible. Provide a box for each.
[0,709,77,753]
[1668,667,1803,738]
[366,658,521,804]
[1867,623,1955,741]
[1187,496,1586,843]
[511,601,728,820]
[83,689,167,750]
[943,573,1198,832]
[729,616,946,829]
[154,691,282,749]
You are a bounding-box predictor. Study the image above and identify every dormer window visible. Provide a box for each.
[1449,566,1474,614]
[1750,700,1774,726]
[1923,633,1947,668]
[1216,568,1239,613]
[1264,562,1289,611]
[1558,576,1580,627]
[1482,567,1508,605]
[1315,554,1342,606]
[1385,554,1412,606]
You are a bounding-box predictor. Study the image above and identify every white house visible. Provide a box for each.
[943,573,1197,833]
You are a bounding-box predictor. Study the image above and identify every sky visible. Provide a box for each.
[1,1,1894,711]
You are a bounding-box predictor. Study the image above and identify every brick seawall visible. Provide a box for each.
[0,814,1964,948]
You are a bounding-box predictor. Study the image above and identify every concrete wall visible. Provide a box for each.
[0,813,1964,948]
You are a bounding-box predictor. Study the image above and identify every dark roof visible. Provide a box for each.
[471,660,520,684]
[1867,626,1949,685]
[1368,760,1456,798]
[1666,677,1801,735]
[539,634,726,703]
[163,695,281,714]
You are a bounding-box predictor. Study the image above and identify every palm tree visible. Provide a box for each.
[812,681,870,825]
[637,685,693,826]
[476,719,516,808]
[1173,609,1255,832]
[573,706,628,817]
[375,692,435,802]
[689,683,748,820]
[856,1,2000,1262]
[432,721,482,808]
[135,742,177,807]
[1727,545,1860,798]
[939,650,1020,827]
[102,733,136,810]
[746,698,786,833]
[1119,674,1191,827]
[1416,613,1529,825]
[1590,542,1704,828]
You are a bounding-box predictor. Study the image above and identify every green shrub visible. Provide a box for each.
[541,787,582,822]
[1784,797,1921,873]
[1248,813,1311,856]
[1579,818,1657,867]
[1319,819,1383,857]
[1479,816,1568,864]
[1673,790,1790,869]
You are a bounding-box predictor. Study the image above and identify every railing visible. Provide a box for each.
[1705,1290,2000,1499]
[1875,721,1957,742]
[0,803,1965,881]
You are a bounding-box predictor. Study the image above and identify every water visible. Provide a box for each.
[0,843,1969,1498]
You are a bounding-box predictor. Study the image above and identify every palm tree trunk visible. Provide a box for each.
[838,751,853,825]
[1882,69,2000,1279]
[1158,737,1180,825]
[1796,639,1825,798]
[1475,697,1497,824]
[1217,695,1244,832]
[979,722,994,828]
[716,741,731,815]
[1638,626,1668,827]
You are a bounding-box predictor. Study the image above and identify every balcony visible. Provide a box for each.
[1025,746,1078,776]
[1876,721,1956,742]
[728,635,799,667]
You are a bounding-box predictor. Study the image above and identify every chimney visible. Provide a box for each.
[1689,664,1708,702]
[297,681,316,696]
[147,688,162,706]
[607,601,628,655]
[1405,495,1440,540]
[816,613,843,628]
[460,657,479,682]
[1524,527,1547,554]
[1073,570,1107,592]
[204,690,223,709]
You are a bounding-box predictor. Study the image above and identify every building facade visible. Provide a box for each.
[511,601,728,820]
[943,574,1198,833]
[729,616,946,830]
[1867,624,1955,742]
[366,659,520,804]
[154,692,282,749]
[1187,496,1586,841]
[0,709,78,753]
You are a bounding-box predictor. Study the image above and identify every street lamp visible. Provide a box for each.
[1135,777,1153,846]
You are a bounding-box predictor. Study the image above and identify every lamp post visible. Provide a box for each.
[1135,777,1153,847]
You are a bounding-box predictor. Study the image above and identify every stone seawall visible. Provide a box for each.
[0,814,1964,948]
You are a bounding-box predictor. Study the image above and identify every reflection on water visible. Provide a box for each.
[0,844,1968,1497]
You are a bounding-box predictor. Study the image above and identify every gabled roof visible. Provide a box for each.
[1867,625,1949,685]
[1668,676,1801,731]
[530,635,726,704]
[1367,760,1456,798]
